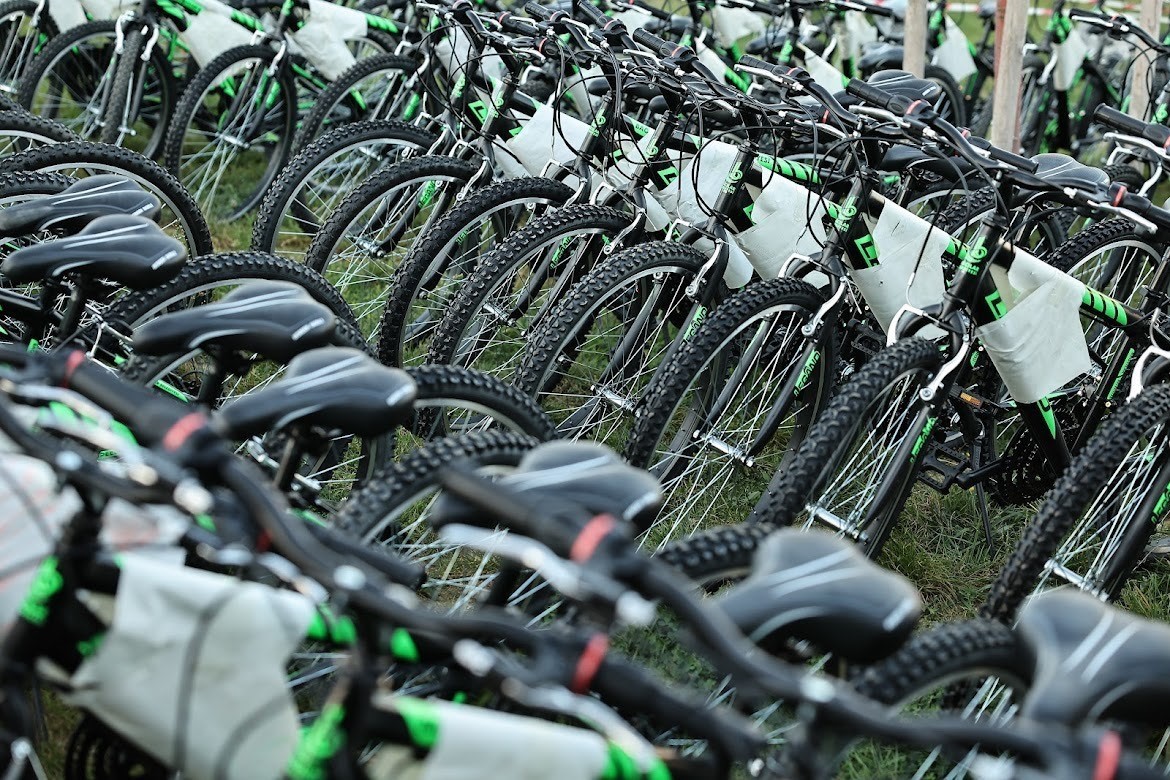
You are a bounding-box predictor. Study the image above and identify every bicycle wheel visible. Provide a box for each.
[748,337,947,558]
[841,619,1029,780]
[98,22,175,158]
[0,108,74,157]
[984,384,1170,624]
[292,52,424,148]
[513,241,710,449]
[334,429,539,611]
[377,176,573,367]
[163,43,297,221]
[399,363,558,447]
[18,19,115,141]
[0,0,57,92]
[625,278,836,548]
[250,119,436,262]
[20,19,174,159]
[0,140,213,256]
[421,203,637,381]
[303,154,478,335]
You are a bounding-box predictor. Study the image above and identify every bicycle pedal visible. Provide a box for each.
[917,440,972,492]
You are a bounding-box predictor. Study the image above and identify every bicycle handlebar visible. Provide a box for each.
[1094,105,1170,148]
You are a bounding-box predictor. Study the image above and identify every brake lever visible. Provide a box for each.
[438,523,657,626]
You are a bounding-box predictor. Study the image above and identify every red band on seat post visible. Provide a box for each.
[570,634,609,693]
[61,351,85,385]
[1093,730,1122,780]
[162,413,207,452]
[570,513,616,562]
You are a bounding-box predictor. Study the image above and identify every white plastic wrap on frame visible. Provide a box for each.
[850,200,949,340]
[565,65,605,117]
[80,0,134,20]
[799,45,846,92]
[180,0,256,69]
[364,694,613,780]
[47,0,88,33]
[602,135,674,231]
[838,12,877,64]
[64,552,316,780]
[932,16,977,83]
[735,164,828,279]
[696,40,729,85]
[651,138,753,286]
[498,103,591,181]
[1052,26,1089,92]
[288,0,368,82]
[435,26,508,91]
[974,250,1091,404]
[710,5,765,48]
[0,449,186,638]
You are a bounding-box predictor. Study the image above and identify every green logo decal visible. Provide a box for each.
[683,305,707,341]
[911,416,938,460]
[795,349,821,391]
[20,556,62,626]
[287,703,346,780]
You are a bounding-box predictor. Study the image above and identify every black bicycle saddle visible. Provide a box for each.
[2,214,185,289]
[132,281,337,362]
[1018,589,1170,730]
[716,530,922,662]
[0,175,161,237]
[1026,153,1110,192]
[432,440,664,532]
[216,347,417,439]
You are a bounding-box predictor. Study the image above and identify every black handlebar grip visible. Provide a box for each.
[1116,186,1170,232]
[497,10,540,33]
[633,26,685,57]
[53,351,204,451]
[1094,105,1170,147]
[737,54,779,74]
[988,145,1039,174]
[845,78,911,113]
[524,1,555,20]
[575,0,608,25]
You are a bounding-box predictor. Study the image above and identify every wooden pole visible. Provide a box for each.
[1129,0,1163,120]
[903,0,928,77]
[990,0,1029,150]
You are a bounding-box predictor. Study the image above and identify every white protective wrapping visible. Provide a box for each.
[288,0,367,82]
[47,0,88,33]
[974,250,1091,404]
[850,200,949,340]
[498,102,591,181]
[63,553,316,780]
[710,5,765,48]
[0,449,186,637]
[932,16,977,83]
[364,695,612,780]
[1052,26,1088,92]
[565,65,604,117]
[180,0,256,69]
[696,40,728,85]
[80,0,133,20]
[735,168,828,279]
[434,26,508,90]
[799,45,846,92]
[612,8,652,31]
[652,139,753,286]
[839,11,877,63]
